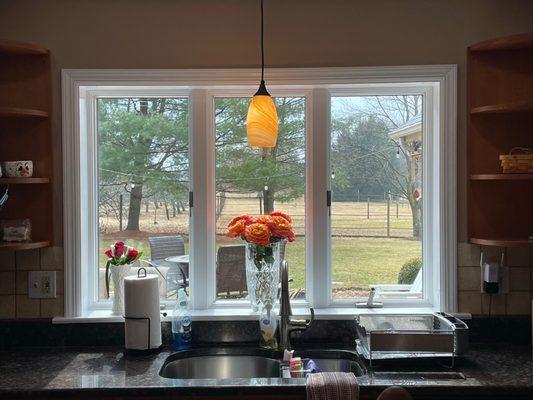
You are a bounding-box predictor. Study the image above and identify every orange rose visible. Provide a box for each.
[226,220,247,238]
[245,222,272,246]
[254,215,273,225]
[269,211,292,223]
[228,214,253,228]
[268,215,295,242]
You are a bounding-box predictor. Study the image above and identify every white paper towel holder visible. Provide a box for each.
[123,268,166,354]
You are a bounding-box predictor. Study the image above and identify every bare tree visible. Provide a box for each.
[344,95,423,238]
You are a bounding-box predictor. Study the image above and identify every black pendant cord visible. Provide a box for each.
[255,0,269,96]
[260,0,264,83]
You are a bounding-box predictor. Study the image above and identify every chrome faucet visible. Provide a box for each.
[279,260,314,351]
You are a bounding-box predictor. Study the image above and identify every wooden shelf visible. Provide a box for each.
[468,34,533,250]
[470,102,533,115]
[0,178,50,184]
[0,240,51,252]
[0,107,49,118]
[0,41,54,252]
[470,237,533,247]
[469,33,533,52]
[470,174,533,181]
[0,40,49,56]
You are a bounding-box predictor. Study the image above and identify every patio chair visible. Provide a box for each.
[216,244,247,298]
[143,235,188,298]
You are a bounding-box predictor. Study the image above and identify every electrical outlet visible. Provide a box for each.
[480,264,509,294]
[28,271,57,299]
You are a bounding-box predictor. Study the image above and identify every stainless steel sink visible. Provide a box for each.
[160,355,281,379]
[160,348,281,379]
[160,348,366,379]
[295,350,366,376]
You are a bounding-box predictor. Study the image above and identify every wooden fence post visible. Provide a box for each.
[396,200,399,219]
[387,193,391,237]
[119,194,123,231]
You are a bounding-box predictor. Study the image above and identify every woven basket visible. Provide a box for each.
[500,154,533,173]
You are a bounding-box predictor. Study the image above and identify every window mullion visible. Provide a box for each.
[189,89,216,310]
[309,88,331,308]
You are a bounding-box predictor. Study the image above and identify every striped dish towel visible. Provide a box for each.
[306,372,359,400]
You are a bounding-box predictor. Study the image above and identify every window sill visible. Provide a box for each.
[51,306,466,324]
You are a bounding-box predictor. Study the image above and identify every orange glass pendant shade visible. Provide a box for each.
[247,93,278,148]
[247,0,278,149]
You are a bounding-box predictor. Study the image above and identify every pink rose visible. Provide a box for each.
[127,249,139,261]
[114,241,126,257]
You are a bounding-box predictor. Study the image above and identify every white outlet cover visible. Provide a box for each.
[28,271,57,299]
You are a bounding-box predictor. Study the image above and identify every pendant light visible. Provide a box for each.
[246,0,278,148]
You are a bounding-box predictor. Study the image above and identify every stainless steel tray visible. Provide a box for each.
[355,312,468,365]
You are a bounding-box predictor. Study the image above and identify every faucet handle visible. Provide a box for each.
[289,307,315,329]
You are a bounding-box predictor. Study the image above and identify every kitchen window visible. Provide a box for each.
[214,96,307,303]
[330,94,424,304]
[61,66,456,319]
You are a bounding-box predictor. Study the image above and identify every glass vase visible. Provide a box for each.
[110,261,137,315]
[245,240,283,313]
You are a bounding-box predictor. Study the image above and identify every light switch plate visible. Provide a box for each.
[28,271,57,298]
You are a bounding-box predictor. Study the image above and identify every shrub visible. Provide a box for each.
[398,257,422,284]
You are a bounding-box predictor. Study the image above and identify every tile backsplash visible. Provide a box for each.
[0,243,531,318]
[458,243,533,316]
[0,247,64,318]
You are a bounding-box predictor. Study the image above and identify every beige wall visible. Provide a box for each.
[0,0,532,317]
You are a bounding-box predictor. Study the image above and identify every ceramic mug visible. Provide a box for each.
[2,161,33,178]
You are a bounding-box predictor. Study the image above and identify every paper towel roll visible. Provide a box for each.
[124,272,161,350]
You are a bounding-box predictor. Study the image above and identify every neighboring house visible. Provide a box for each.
[388,114,422,143]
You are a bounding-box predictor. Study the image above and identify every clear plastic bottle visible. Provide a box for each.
[172,288,192,350]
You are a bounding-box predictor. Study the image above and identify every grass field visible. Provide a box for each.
[99,196,421,299]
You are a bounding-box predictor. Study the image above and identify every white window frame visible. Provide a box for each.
[327,84,438,309]
[61,66,456,320]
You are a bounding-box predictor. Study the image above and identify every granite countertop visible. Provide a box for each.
[0,344,532,398]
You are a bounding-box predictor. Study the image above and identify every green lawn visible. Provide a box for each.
[99,235,421,298]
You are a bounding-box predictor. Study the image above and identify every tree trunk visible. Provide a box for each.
[125,98,149,231]
[164,202,170,220]
[263,189,274,214]
[126,184,143,231]
[410,199,422,239]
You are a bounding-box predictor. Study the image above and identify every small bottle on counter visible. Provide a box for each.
[172,288,192,350]
[289,357,304,378]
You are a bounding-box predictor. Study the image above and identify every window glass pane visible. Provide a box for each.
[330,95,423,300]
[97,97,189,301]
[214,97,306,301]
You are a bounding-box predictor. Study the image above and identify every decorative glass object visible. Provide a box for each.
[245,240,283,312]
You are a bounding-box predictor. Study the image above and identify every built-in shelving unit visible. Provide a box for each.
[0,40,53,252]
[469,33,533,52]
[469,174,533,181]
[0,178,50,184]
[470,102,533,115]
[0,240,51,252]
[0,106,49,118]
[467,33,533,247]
[0,40,49,56]
[470,238,533,248]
